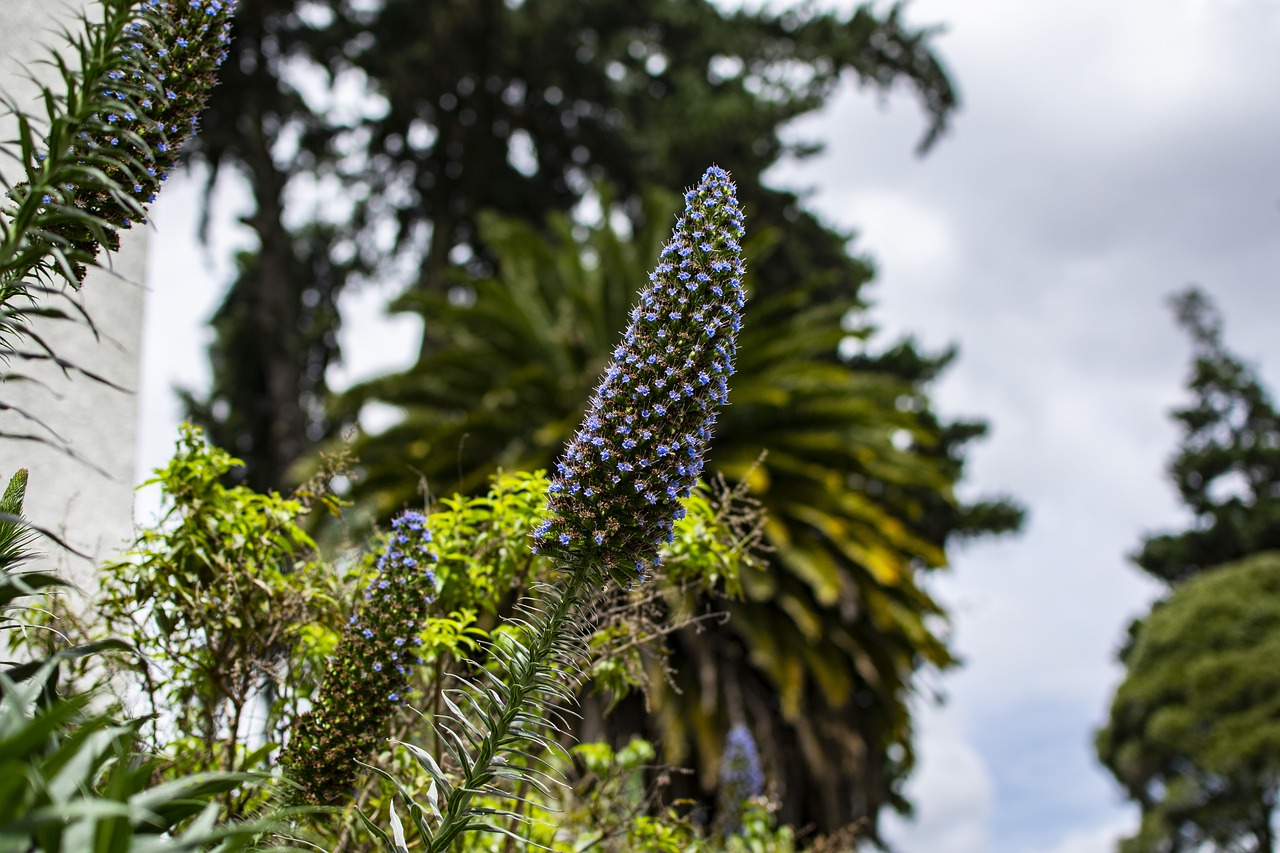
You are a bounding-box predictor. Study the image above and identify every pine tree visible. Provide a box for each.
[1133,288,1280,583]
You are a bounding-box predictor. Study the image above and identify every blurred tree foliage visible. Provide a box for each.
[1100,289,1280,851]
[184,0,1024,837]
[185,0,958,488]
[1096,551,1280,853]
[1132,288,1280,584]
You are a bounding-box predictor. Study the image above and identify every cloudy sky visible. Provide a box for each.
[140,1,1280,850]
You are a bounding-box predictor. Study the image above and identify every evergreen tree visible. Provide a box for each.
[1097,551,1280,853]
[1133,288,1280,584]
[1099,288,1280,850]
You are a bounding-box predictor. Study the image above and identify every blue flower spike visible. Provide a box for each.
[284,509,438,804]
[21,0,238,284]
[718,722,765,835]
[533,166,746,587]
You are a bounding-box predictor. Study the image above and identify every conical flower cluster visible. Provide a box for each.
[533,166,746,587]
[717,722,765,835]
[39,0,235,281]
[285,511,438,805]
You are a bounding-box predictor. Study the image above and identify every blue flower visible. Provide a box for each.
[718,723,765,835]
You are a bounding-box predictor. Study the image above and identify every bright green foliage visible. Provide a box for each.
[423,468,753,615]
[421,468,759,709]
[99,423,334,782]
[364,736,804,853]
[284,467,757,849]
[1096,551,1280,852]
[1133,288,1280,583]
[343,193,1020,834]
[426,471,552,616]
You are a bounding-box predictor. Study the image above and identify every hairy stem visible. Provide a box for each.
[427,567,589,852]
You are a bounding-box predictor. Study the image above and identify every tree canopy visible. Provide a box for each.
[1133,288,1280,584]
[1100,288,1280,852]
[1097,551,1280,852]
[185,0,960,488]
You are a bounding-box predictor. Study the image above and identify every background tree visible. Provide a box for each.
[185,0,959,487]
[1132,287,1280,584]
[1099,288,1280,851]
[180,0,358,489]
[1096,551,1280,853]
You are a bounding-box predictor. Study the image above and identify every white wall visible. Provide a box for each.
[0,0,145,593]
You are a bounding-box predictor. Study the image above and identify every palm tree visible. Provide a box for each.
[336,188,1021,837]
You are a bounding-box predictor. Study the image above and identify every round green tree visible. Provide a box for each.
[1097,551,1280,853]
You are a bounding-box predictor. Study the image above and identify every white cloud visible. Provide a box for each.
[839,192,959,286]
[1025,817,1134,853]
[882,719,996,853]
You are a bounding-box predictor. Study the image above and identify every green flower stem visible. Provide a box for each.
[426,565,589,852]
